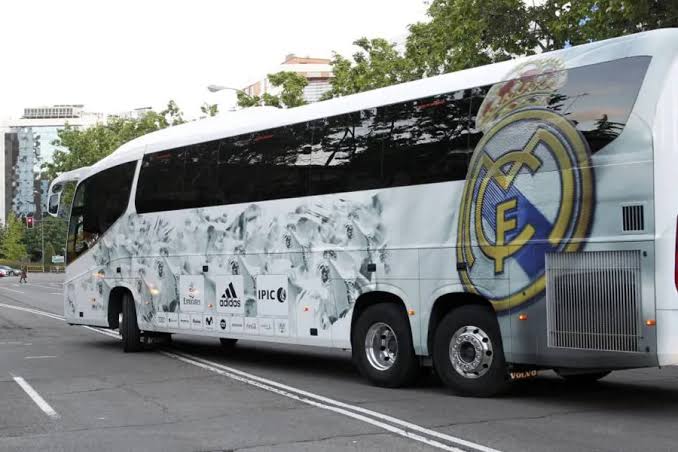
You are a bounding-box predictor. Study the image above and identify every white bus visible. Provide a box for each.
[49,29,678,396]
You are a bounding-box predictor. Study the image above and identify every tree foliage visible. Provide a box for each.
[1,215,27,261]
[325,0,678,96]
[44,100,186,179]
[24,215,68,263]
[237,71,309,109]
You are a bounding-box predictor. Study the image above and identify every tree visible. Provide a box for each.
[1,215,27,261]
[44,100,186,180]
[236,71,309,109]
[24,215,68,263]
[200,103,219,117]
[326,0,678,95]
[322,38,415,99]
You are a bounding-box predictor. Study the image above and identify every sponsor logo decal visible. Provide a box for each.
[167,313,179,328]
[230,316,244,333]
[179,276,204,313]
[275,319,289,337]
[179,313,191,329]
[204,315,215,331]
[457,59,594,311]
[190,314,203,330]
[245,318,258,334]
[216,276,245,315]
[218,317,228,331]
[255,275,289,317]
[259,318,274,336]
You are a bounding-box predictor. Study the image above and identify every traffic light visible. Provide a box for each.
[26,216,34,229]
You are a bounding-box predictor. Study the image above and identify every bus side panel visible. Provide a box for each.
[653,57,678,366]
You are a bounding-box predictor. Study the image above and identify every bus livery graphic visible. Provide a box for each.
[457,59,595,311]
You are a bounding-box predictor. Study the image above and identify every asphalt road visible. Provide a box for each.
[2,273,678,452]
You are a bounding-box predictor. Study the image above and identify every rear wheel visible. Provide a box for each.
[121,293,142,353]
[352,303,419,388]
[433,304,509,397]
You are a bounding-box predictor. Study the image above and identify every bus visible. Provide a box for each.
[49,29,678,397]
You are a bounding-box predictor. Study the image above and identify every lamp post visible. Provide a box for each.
[206,85,249,111]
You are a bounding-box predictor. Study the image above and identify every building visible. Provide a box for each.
[242,54,333,104]
[0,105,104,224]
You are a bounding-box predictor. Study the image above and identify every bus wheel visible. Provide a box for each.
[352,303,419,388]
[556,370,611,383]
[433,305,508,397]
[220,338,238,352]
[121,293,142,353]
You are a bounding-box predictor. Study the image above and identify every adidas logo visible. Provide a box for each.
[219,282,241,308]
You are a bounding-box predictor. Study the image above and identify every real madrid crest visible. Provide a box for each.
[457,58,594,311]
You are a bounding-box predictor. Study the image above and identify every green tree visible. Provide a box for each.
[326,0,678,95]
[237,71,309,108]
[44,100,186,179]
[322,38,415,99]
[24,216,68,263]
[200,103,219,117]
[1,215,27,261]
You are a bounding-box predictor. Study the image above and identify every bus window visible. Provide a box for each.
[67,161,136,263]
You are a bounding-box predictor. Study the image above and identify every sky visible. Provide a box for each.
[0,0,429,120]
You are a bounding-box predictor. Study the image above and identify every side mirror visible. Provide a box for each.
[46,183,63,217]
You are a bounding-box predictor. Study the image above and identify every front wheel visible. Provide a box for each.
[433,305,509,397]
[121,293,142,353]
[352,303,419,388]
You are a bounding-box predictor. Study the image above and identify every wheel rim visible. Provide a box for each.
[449,325,493,379]
[365,322,398,371]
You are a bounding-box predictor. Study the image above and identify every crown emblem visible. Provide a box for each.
[476,58,567,132]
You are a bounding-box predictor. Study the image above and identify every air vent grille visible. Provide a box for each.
[546,250,642,352]
[622,205,644,232]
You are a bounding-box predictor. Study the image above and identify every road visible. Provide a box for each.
[2,273,678,452]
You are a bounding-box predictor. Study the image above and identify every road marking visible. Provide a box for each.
[49,292,62,295]
[25,355,57,359]
[0,302,501,452]
[12,375,60,419]
[0,287,24,294]
[25,284,60,290]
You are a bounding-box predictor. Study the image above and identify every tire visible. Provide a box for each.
[121,293,142,353]
[220,338,238,352]
[556,370,611,383]
[352,303,419,388]
[433,304,509,397]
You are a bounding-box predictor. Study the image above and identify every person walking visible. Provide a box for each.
[19,266,27,284]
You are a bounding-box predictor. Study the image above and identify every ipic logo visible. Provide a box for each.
[258,288,286,303]
[219,282,241,308]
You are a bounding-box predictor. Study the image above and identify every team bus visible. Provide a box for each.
[49,29,678,396]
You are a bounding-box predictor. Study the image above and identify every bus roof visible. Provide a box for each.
[85,28,678,179]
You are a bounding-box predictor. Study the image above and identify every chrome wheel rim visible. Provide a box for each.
[365,322,398,371]
[449,325,493,379]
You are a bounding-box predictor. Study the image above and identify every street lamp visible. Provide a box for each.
[206,85,250,112]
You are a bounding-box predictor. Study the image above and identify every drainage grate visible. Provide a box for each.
[546,250,642,352]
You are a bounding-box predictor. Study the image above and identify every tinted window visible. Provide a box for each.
[309,110,384,196]
[469,56,650,153]
[67,161,136,263]
[136,148,187,212]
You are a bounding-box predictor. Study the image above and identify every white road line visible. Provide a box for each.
[163,351,465,452]
[0,303,64,321]
[25,284,60,290]
[25,356,57,359]
[49,292,62,295]
[12,375,60,419]
[0,302,501,452]
[0,287,24,294]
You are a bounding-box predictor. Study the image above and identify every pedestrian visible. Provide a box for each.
[19,266,27,284]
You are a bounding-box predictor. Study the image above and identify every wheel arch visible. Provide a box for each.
[108,285,134,329]
[350,290,412,350]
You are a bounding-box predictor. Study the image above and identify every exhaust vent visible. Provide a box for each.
[622,204,644,232]
[546,250,642,353]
